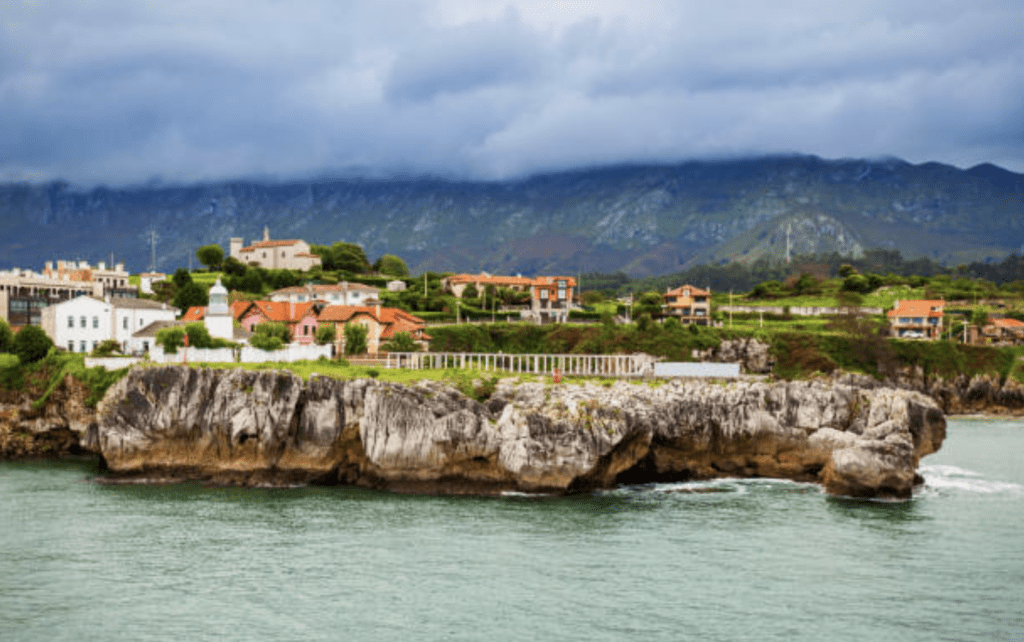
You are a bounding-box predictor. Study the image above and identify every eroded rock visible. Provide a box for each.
[93,366,946,499]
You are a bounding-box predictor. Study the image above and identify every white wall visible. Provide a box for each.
[44,296,113,353]
[113,305,176,350]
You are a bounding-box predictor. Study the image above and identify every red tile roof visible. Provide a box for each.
[181,306,205,321]
[888,300,945,318]
[318,305,426,339]
[243,301,320,324]
[991,318,1024,328]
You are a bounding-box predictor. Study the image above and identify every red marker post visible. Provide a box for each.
[553,367,561,384]
[183,332,189,365]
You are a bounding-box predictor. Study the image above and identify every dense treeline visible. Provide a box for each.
[581,250,1024,297]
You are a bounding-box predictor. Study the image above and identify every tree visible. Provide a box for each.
[222,256,248,277]
[380,331,419,352]
[173,281,208,312]
[172,267,193,289]
[374,254,409,277]
[253,321,292,344]
[344,323,368,355]
[971,307,989,327]
[0,319,13,353]
[314,324,336,346]
[196,245,224,270]
[155,327,185,353]
[13,325,53,363]
[184,322,213,349]
[581,290,605,306]
[462,283,479,300]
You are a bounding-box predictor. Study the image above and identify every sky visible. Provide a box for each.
[1,0,1022,185]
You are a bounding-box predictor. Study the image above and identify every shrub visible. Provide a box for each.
[250,334,283,351]
[13,326,54,363]
[90,339,122,357]
[381,331,420,352]
[315,324,336,345]
[253,321,292,344]
[344,323,369,355]
[155,327,185,353]
[0,319,14,353]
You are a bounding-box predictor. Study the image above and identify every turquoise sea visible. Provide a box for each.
[2,418,1022,641]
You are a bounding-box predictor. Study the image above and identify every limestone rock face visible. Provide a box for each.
[1,375,96,459]
[93,366,946,499]
[692,338,774,374]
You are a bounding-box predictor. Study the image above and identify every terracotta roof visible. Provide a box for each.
[665,284,710,297]
[270,282,379,295]
[990,318,1024,328]
[242,300,320,324]
[888,300,945,318]
[449,273,535,287]
[317,305,426,339]
[532,276,577,287]
[231,300,253,320]
[181,306,205,321]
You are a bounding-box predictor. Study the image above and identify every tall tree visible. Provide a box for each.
[196,245,224,270]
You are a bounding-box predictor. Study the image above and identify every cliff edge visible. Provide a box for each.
[90,366,945,499]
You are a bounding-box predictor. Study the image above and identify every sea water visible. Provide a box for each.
[2,418,1022,641]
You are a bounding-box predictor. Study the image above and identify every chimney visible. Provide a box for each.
[290,301,295,320]
[375,303,381,318]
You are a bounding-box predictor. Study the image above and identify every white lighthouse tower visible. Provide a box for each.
[205,277,233,341]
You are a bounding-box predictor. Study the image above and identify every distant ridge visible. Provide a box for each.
[1,155,1022,276]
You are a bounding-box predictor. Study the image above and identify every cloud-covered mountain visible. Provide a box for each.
[2,155,1022,276]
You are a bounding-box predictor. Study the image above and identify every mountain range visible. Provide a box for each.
[1,155,1022,276]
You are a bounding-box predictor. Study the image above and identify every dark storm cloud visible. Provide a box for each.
[1,0,1022,185]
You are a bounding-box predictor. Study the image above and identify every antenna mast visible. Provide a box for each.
[148,229,158,272]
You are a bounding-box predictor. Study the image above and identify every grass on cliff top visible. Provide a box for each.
[0,350,129,408]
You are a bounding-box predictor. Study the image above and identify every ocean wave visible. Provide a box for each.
[919,464,1023,495]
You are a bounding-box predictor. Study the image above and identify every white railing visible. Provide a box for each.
[384,351,656,378]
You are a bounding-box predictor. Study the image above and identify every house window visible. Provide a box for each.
[67,316,74,328]
[262,252,267,259]
[913,317,923,324]
[80,316,86,328]
[281,251,286,257]
[899,317,910,324]
[352,292,360,300]
[298,295,305,302]
[79,341,87,352]
[123,317,129,330]
[139,318,144,326]
[92,341,98,351]
[303,326,309,336]
[332,294,339,301]
[92,316,99,328]
[143,341,149,352]
[557,282,566,300]
[68,341,74,352]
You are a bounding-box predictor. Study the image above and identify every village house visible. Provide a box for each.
[971,317,1024,346]
[888,300,944,340]
[443,272,577,323]
[268,281,380,305]
[38,294,175,354]
[111,297,177,351]
[235,300,324,345]
[662,285,712,325]
[229,227,322,271]
[138,272,167,294]
[39,295,112,354]
[317,304,430,354]
[442,273,535,298]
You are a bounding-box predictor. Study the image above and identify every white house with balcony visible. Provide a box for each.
[39,296,112,354]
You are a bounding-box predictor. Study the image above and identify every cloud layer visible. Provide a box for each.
[2,0,1022,185]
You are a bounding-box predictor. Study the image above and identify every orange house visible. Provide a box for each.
[318,304,430,353]
[662,285,711,325]
[888,300,944,340]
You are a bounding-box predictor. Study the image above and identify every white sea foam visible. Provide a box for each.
[919,464,1023,495]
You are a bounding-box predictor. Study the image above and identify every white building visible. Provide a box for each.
[205,278,234,340]
[112,297,176,351]
[39,296,113,354]
[138,272,167,294]
[228,227,322,271]
[268,281,380,305]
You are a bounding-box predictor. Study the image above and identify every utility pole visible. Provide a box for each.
[729,290,733,329]
[785,224,791,265]
[148,229,158,272]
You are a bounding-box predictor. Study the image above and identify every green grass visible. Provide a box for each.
[190,272,224,287]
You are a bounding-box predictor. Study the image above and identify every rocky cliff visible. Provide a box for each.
[0,375,95,459]
[90,366,946,499]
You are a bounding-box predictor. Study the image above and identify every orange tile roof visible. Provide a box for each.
[449,273,535,287]
[888,300,945,318]
[991,318,1024,328]
[181,306,205,321]
[317,305,426,338]
[242,300,320,323]
[665,284,710,297]
[231,300,252,320]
